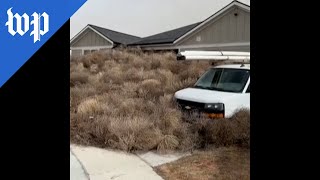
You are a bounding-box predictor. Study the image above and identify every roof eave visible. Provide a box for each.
[128,41,174,46]
[128,43,173,47]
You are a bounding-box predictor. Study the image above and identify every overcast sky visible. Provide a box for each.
[70,0,250,39]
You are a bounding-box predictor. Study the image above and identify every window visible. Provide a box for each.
[83,50,91,55]
[194,68,250,93]
[83,49,98,55]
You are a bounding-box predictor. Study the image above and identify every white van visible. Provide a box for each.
[174,51,250,118]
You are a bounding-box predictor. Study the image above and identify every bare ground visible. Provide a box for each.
[155,147,250,180]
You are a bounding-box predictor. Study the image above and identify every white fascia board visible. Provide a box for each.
[70,25,114,46]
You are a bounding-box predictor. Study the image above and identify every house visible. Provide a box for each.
[70,0,249,56]
[70,24,141,56]
[129,1,250,52]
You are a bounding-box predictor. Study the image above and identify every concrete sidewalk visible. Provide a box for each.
[71,145,163,180]
[137,151,191,167]
[70,150,89,180]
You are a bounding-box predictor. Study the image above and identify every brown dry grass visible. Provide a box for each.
[70,49,250,152]
[185,109,250,149]
[155,147,250,180]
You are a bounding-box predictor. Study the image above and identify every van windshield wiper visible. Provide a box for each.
[194,85,205,89]
[203,87,225,91]
[194,85,238,92]
[194,85,212,90]
[210,87,239,93]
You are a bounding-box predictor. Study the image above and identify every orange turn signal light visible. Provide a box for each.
[206,113,224,118]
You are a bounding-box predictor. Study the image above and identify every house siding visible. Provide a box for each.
[177,7,250,46]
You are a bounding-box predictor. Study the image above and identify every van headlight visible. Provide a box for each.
[204,103,225,118]
[204,103,224,112]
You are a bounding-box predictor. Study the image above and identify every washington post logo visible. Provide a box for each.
[5,8,49,43]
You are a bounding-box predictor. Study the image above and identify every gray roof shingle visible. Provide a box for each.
[129,22,202,46]
[89,24,141,45]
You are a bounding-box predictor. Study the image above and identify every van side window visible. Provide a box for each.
[246,83,250,93]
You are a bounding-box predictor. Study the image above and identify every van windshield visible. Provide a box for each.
[194,68,250,93]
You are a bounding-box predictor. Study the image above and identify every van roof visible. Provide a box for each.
[214,64,250,70]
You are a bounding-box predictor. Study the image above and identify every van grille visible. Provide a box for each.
[176,99,205,112]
